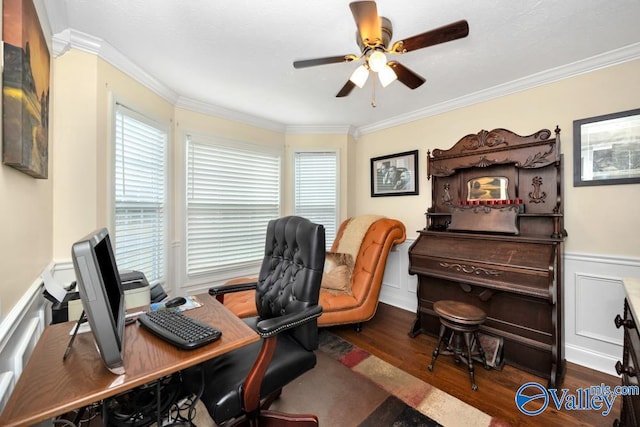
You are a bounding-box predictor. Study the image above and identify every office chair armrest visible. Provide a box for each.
[208,280,257,296]
[256,305,323,338]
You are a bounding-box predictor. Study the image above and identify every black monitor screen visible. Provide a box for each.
[94,234,122,335]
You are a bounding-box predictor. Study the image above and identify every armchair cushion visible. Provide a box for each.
[320,252,354,293]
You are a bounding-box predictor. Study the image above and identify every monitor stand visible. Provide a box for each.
[63,310,86,361]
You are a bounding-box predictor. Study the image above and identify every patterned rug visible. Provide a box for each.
[190,331,508,426]
[268,331,508,427]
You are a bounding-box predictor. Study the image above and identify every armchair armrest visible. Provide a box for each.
[256,305,323,338]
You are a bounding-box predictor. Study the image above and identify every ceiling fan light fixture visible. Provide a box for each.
[349,64,369,88]
[378,64,397,87]
[368,50,387,73]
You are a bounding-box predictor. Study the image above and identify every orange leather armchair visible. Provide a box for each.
[212,216,406,331]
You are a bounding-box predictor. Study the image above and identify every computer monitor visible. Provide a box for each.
[71,228,126,375]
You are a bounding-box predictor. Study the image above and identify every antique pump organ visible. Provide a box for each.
[408,127,567,387]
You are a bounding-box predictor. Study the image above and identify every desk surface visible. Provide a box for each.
[0,295,259,427]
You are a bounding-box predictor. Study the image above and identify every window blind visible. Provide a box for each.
[186,137,281,276]
[294,151,338,248]
[114,106,167,286]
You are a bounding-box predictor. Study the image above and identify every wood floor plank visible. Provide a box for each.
[327,303,622,426]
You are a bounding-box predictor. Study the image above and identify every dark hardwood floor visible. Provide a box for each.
[327,303,621,427]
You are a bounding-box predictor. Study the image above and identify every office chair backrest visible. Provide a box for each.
[255,216,325,350]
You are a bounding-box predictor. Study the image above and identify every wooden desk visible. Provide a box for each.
[0,295,259,426]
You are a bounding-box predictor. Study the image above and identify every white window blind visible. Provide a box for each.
[294,151,338,248]
[186,137,281,276]
[114,106,167,286]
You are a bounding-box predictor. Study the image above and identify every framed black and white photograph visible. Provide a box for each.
[371,150,419,197]
[573,108,640,186]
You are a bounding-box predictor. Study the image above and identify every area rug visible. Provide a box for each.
[268,331,509,427]
[68,331,507,426]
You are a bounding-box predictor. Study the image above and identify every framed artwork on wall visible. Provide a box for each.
[573,108,640,187]
[2,0,51,178]
[370,150,419,197]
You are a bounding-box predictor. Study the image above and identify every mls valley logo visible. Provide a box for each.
[515,381,640,417]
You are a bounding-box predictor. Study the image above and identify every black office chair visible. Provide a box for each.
[182,216,325,426]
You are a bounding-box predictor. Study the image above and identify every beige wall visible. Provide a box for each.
[51,50,98,259]
[0,116,53,317]
[51,51,174,261]
[1,49,638,316]
[353,59,640,257]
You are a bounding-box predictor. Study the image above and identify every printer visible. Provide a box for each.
[47,270,167,324]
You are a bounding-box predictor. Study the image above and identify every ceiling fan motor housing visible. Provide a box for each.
[357,16,393,51]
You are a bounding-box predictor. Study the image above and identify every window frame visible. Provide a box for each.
[110,102,170,288]
[292,149,340,250]
[182,132,283,286]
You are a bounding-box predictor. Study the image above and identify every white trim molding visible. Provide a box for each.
[0,266,50,414]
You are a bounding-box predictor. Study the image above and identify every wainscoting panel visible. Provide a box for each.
[0,270,49,414]
[574,274,624,345]
[379,240,417,315]
[564,253,640,376]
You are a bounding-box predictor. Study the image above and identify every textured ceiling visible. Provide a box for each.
[44,0,640,131]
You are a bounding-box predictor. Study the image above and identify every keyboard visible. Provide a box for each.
[137,309,222,350]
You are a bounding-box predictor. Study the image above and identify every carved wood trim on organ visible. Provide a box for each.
[409,126,566,388]
[439,262,502,276]
[427,128,559,179]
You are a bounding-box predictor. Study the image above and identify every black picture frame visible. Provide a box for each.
[370,150,419,197]
[573,108,640,187]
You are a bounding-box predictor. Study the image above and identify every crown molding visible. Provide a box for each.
[285,124,356,136]
[52,29,180,105]
[48,21,640,138]
[357,42,640,136]
[175,97,286,133]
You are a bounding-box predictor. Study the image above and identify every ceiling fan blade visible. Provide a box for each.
[388,61,425,89]
[293,55,356,69]
[336,80,356,97]
[391,20,469,53]
[350,1,382,46]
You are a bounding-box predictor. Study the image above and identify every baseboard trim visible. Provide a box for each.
[565,343,619,377]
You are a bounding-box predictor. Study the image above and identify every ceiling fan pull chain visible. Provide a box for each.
[371,77,377,108]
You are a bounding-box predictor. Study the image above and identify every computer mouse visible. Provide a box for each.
[165,296,187,308]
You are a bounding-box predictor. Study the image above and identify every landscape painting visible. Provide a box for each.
[2,0,50,178]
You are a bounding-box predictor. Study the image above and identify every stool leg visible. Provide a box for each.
[474,331,489,369]
[452,332,463,364]
[428,324,448,371]
[463,332,478,391]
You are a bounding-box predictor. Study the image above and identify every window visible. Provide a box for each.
[113,105,168,286]
[186,136,281,277]
[294,151,338,248]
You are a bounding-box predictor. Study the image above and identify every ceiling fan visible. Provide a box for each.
[293,1,469,98]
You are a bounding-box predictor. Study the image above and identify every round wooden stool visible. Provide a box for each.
[428,300,489,390]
